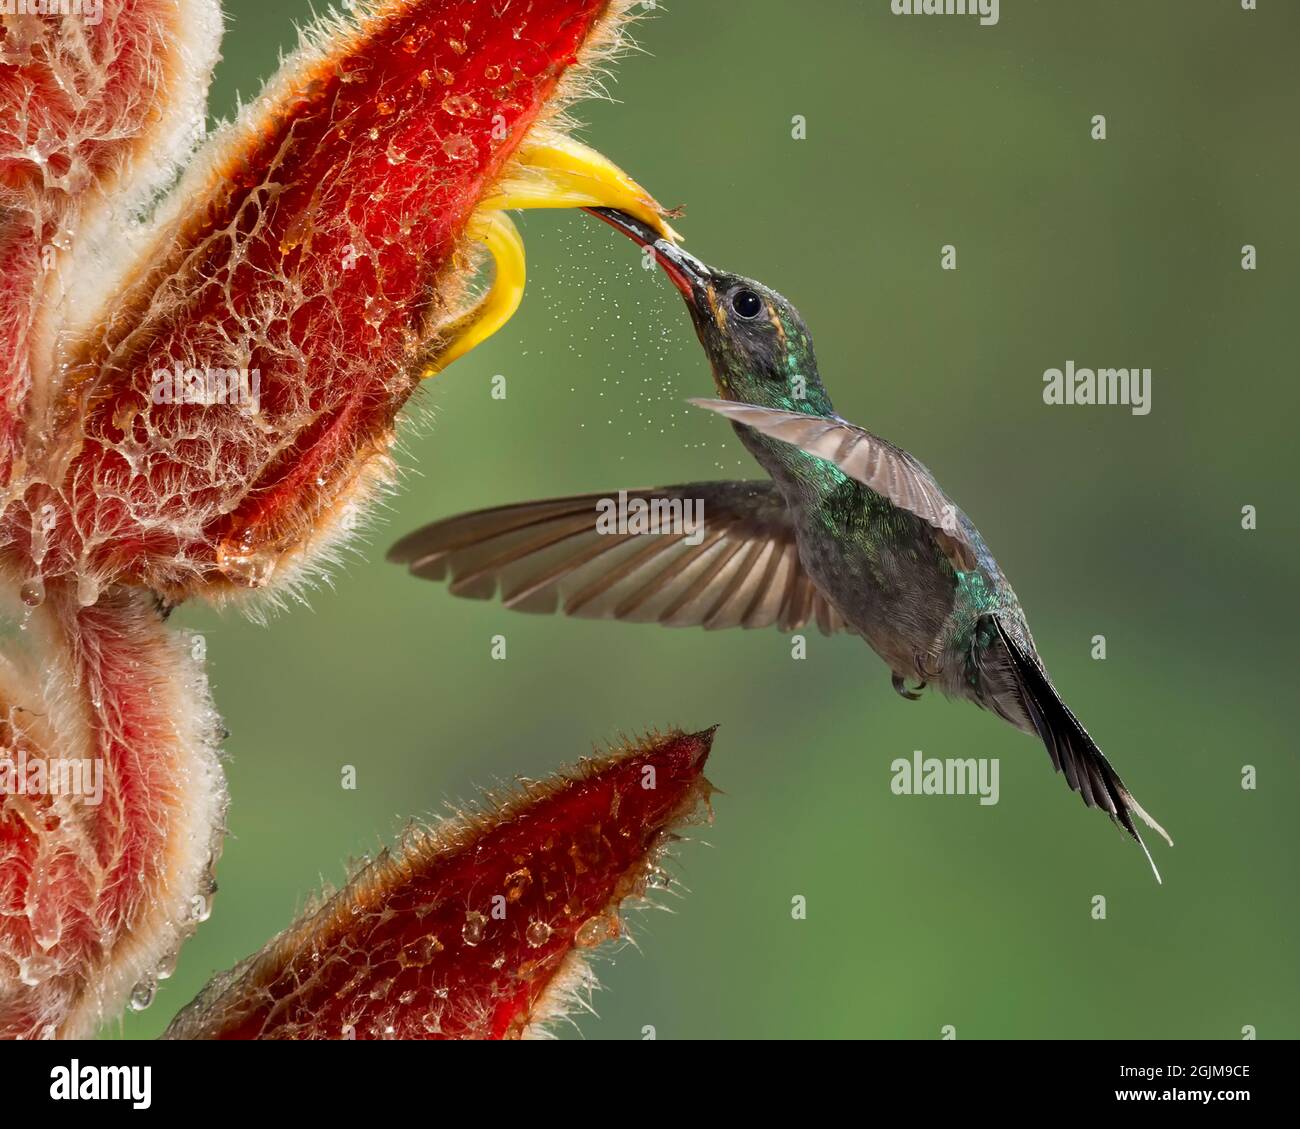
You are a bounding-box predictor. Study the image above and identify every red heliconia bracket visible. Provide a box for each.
[166,728,715,1041]
[0,0,687,1039]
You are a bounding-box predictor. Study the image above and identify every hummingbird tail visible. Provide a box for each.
[990,616,1172,882]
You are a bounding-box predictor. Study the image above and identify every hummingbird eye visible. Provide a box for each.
[730,288,763,320]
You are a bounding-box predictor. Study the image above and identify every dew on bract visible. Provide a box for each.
[525,920,552,948]
[76,572,100,607]
[442,93,479,118]
[31,919,62,953]
[17,954,55,987]
[461,910,486,946]
[442,134,475,161]
[401,933,444,967]
[362,294,395,330]
[215,541,278,589]
[129,978,157,1012]
[574,913,618,949]
[19,577,45,608]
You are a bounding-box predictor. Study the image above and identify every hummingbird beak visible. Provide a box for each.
[585,207,711,300]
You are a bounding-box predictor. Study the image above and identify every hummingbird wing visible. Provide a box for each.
[688,399,979,573]
[387,483,849,634]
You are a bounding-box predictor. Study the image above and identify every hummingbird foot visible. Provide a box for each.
[916,654,945,680]
[892,672,927,701]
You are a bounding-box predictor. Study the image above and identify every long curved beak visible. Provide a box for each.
[585,207,712,299]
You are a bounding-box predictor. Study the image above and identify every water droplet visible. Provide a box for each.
[215,541,278,588]
[442,93,478,118]
[442,134,475,162]
[402,934,443,967]
[575,914,617,948]
[525,920,552,948]
[31,916,61,952]
[129,979,157,1012]
[20,577,45,607]
[76,572,100,607]
[17,954,55,987]
[461,910,486,946]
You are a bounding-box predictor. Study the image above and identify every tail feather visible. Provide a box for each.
[991,616,1172,882]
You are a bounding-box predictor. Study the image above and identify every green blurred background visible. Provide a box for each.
[118,0,1299,1039]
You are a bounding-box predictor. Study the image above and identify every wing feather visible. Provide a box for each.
[689,399,979,572]
[388,483,851,636]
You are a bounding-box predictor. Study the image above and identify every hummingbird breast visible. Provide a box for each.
[789,479,1003,701]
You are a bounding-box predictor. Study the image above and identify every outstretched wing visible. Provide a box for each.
[388,482,848,634]
[689,399,979,572]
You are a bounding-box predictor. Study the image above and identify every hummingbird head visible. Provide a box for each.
[588,208,832,416]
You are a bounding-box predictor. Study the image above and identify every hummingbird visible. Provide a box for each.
[390,208,1172,879]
